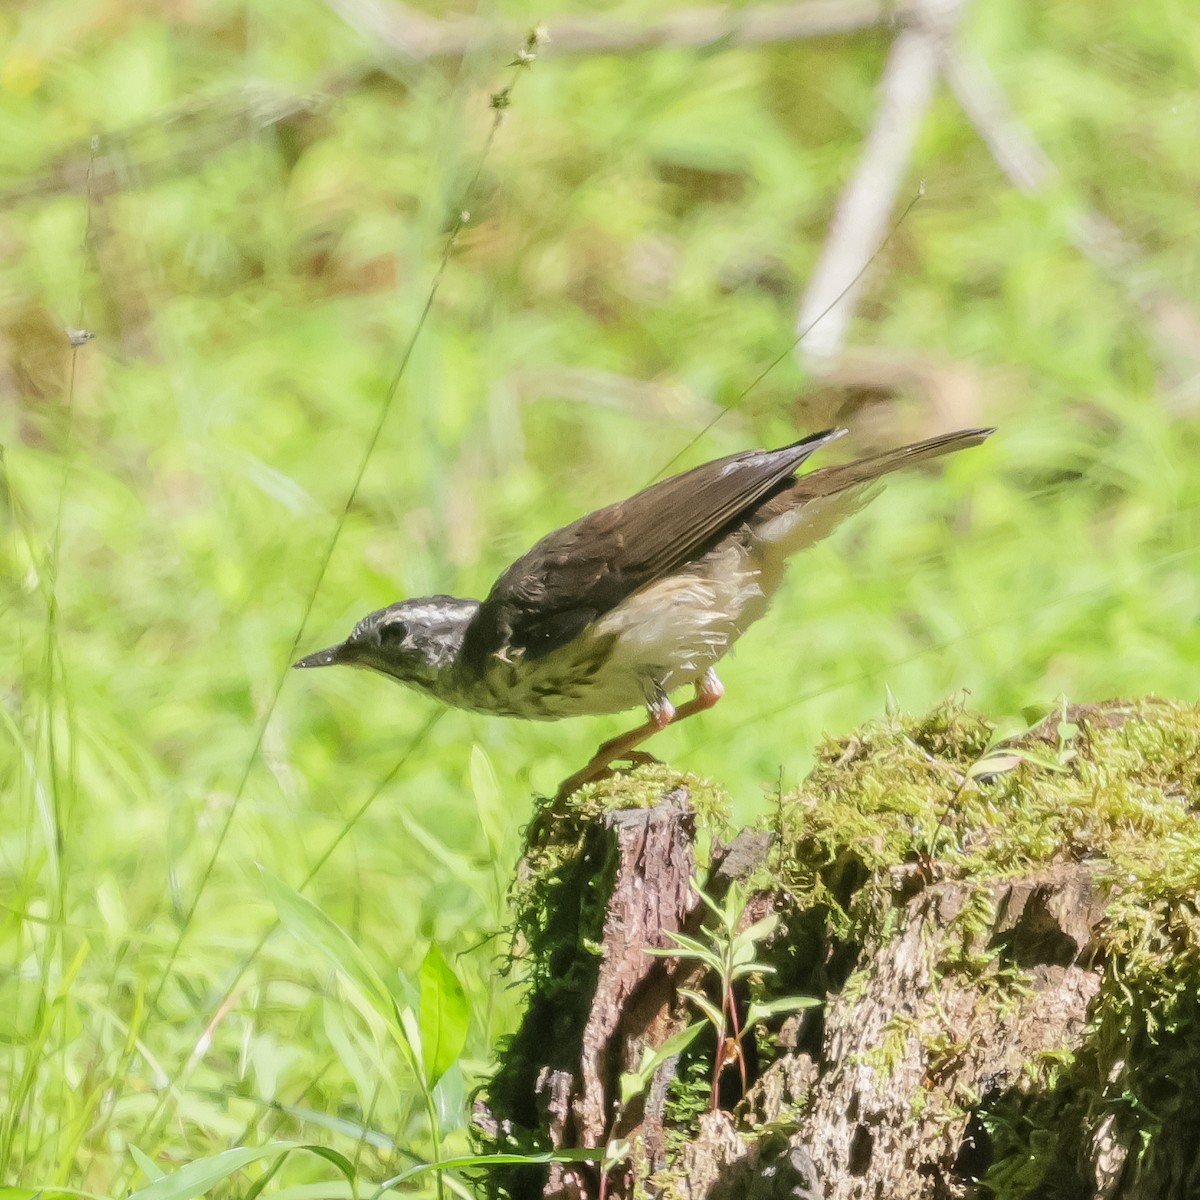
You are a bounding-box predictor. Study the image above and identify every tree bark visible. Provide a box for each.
[474,699,1200,1199]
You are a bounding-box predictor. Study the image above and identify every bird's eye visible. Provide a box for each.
[379,621,408,644]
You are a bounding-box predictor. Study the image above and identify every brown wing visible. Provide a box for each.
[461,428,847,665]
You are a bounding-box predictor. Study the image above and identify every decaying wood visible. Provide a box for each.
[565,796,697,1195]
[478,700,1200,1199]
[476,793,778,1199]
[676,865,1107,1199]
[479,788,699,1199]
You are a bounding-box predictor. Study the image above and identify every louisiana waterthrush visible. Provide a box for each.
[295,426,993,795]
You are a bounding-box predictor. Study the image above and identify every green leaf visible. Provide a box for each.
[1011,747,1074,773]
[731,941,770,970]
[619,1070,644,1105]
[679,987,724,1029]
[434,1061,468,1130]
[377,1149,605,1191]
[244,1145,356,1200]
[418,942,470,1086]
[737,912,779,947]
[649,929,720,968]
[0,1190,82,1200]
[127,1142,354,1200]
[603,1137,631,1167]
[262,871,393,1018]
[967,752,1023,779]
[667,929,716,956]
[399,1004,423,1073]
[721,891,742,932]
[984,715,1032,750]
[620,1021,708,1107]
[129,1144,167,1182]
[691,881,727,924]
[730,960,775,981]
[746,995,822,1024]
[261,870,416,1070]
[634,1021,704,1087]
[644,942,710,964]
[470,743,505,849]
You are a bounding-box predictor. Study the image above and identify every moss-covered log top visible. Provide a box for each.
[479,697,1200,1199]
[779,696,1199,914]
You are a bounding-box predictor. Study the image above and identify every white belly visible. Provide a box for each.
[592,542,768,700]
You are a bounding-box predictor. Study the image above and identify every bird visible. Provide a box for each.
[294,425,993,797]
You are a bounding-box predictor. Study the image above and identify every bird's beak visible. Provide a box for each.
[293,641,356,670]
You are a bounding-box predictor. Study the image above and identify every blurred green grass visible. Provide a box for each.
[1,0,1198,1192]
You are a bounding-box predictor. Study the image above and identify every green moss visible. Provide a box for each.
[479,698,1200,1194]
[776,696,1200,908]
[662,1050,714,1155]
[768,696,1200,1193]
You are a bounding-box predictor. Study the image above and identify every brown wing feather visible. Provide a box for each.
[462,428,846,664]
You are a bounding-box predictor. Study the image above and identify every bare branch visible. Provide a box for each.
[0,2,911,212]
[0,85,329,210]
[326,0,914,60]
[793,0,965,373]
[938,46,1054,194]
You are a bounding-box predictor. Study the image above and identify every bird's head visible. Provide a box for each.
[293,595,480,692]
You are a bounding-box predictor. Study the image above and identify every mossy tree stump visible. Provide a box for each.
[475,699,1200,1199]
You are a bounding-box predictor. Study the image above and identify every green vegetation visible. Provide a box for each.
[772,698,1200,1193]
[474,698,1200,1195]
[1,0,1197,1194]
[777,697,1200,904]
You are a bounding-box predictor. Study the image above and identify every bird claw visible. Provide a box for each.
[552,749,665,802]
[618,750,662,768]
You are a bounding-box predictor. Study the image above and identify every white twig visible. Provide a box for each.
[794,0,965,373]
[939,46,1054,193]
[326,0,916,60]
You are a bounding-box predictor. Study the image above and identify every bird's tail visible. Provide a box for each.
[791,426,995,500]
[752,426,994,556]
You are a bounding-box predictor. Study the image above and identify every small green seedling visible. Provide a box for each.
[648,879,820,1110]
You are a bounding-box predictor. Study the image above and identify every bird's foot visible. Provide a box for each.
[617,750,662,768]
[552,750,664,803]
[553,760,608,802]
[552,674,725,802]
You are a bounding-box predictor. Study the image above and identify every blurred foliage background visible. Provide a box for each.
[1,0,1197,1193]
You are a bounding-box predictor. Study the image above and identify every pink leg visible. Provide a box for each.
[554,670,725,800]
